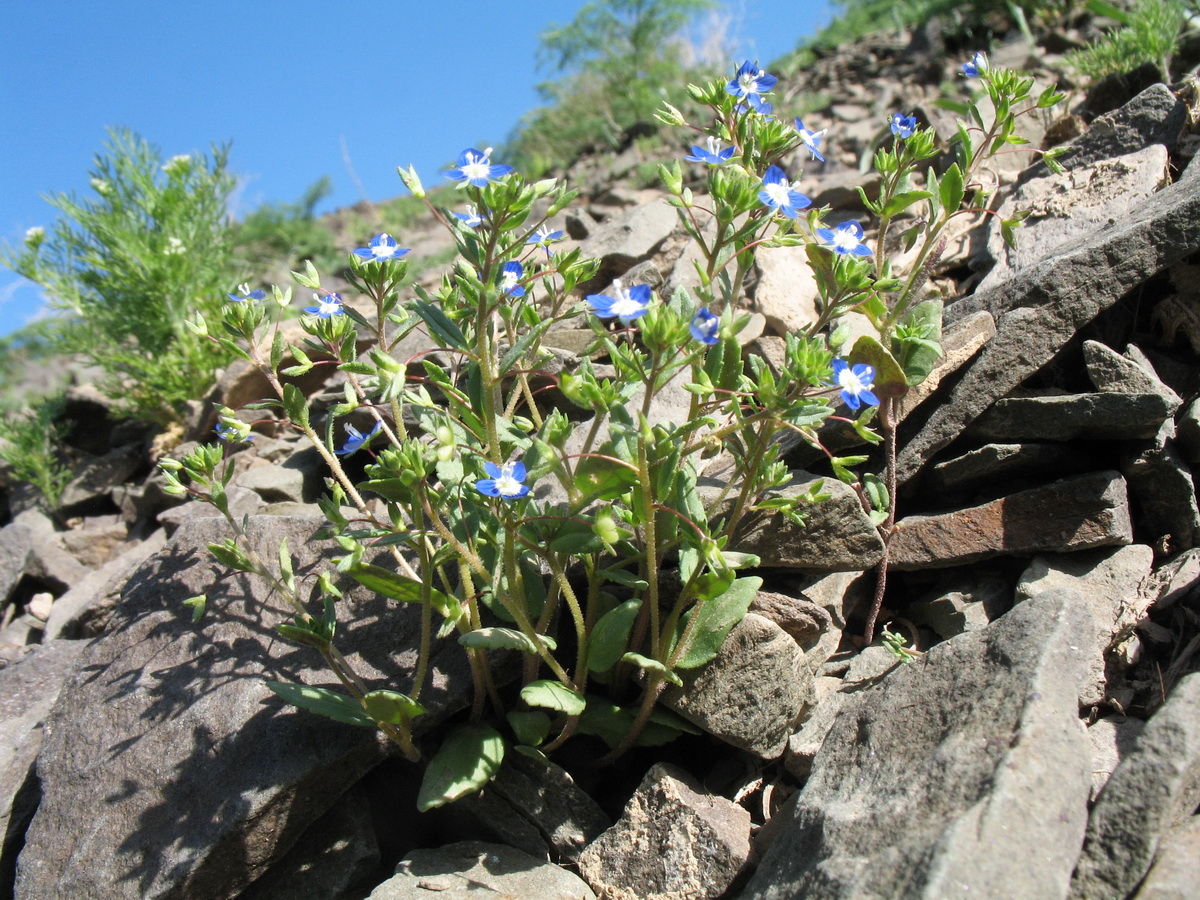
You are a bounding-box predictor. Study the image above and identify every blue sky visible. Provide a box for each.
[0,0,833,337]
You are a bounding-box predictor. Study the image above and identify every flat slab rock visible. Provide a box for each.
[14,515,475,900]
[889,470,1133,569]
[745,589,1095,900]
[368,840,596,899]
[969,392,1178,442]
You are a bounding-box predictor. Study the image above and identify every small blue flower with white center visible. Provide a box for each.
[684,136,735,165]
[794,119,826,162]
[454,205,485,228]
[226,282,266,303]
[758,166,811,219]
[526,224,564,253]
[586,281,652,322]
[962,52,988,78]
[832,359,880,411]
[476,460,531,500]
[727,60,776,114]
[890,113,917,139]
[499,261,526,298]
[215,422,253,442]
[446,147,513,188]
[353,233,410,262]
[303,292,345,318]
[816,221,872,256]
[336,420,383,456]
[690,308,720,345]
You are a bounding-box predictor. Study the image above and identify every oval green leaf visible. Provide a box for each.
[416,724,506,811]
[520,680,586,716]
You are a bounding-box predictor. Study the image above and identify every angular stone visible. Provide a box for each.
[890,471,1134,570]
[459,751,609,863]
[1085,340,1183,405]
[0,524,33,609]
[970,392,1177,442]
[1069,673,1200,900]
[580,199,678,286]
[1017,544,1155,706]
[1088,716,1146,802]
[661,613,809,759]
[1131,815,1200,900]
[1143,547,1200,611]
[729,472,884,572]
[369,840,596,900]
[14,516,474,900]
[978,146,1169,292]
[58,444,143,516]
[750,590,832,648]
[748,590,1094,900]
[1122,434,1200,552]
[578,763,750,900]
[236,463,306,504]
[0,641,86,891]
[898,163,1200,483]
[928,442,1080,495]
[754,245,820,334]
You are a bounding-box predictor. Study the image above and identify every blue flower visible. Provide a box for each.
[890,113,917,139]
[476,460,531,500]
[227,282,266,303]
[214,422,253,442]
[454,205,485,228]
[336,420,382,456]
[684,136,735,165]
[727,60,776,114]
[690,308,720,345]
[758,166,811,218]
[303,292,345,318]
[446,147,513,187]
[962,52,988,78]
[816,221,872,256]
[794,119,826,162]
[832,359,880,410]
[353,233,410,262]
[526,224,564,253]
[499,261,526,297]
[587,281,652,322]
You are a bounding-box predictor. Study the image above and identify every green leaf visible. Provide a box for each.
[893,300,943,387]
[182,594,206,623]
[362,689,427,724]
[417,724,506,811]
[278,537,295,594]
[587,599,642,673]
[720,551,760,569]
[346,563,460,621]
[520,680,586,716]
[882,190,932,217]
[847,335,908,400]
[600,568,648,590]
[499,320,553,375]
[507,710,551,747]
[412,301,468,352]
[265,681,374,727]
[573,455,639,503]
[282,383,310,428]
[674,575,761,670]
[939,163,964,215]
[459,627,557,655]
[576,697,699,749]
[620,652,682,686]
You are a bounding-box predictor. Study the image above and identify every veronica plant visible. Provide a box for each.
[657,54,1063,642]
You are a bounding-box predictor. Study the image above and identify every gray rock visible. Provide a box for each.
[43,529,167,640]
[970,392,1178,442]
[1122,431,1200,552]
[239,784,379,900]
[58,444,143,516]
[236,463,306,504]
[577,763,750,900]
[754,245,820,334]
[890,471,1134,570]
[14,516,474,900]
[1069,673,1200,900]
[459,751,609,863]
[1089,716,1147,802]
[1017,544,1155,706]
[26,536,89,594]
[58,519,132,569]
[978,145,1169,292]
[928,442,1080,495]
[1131,815,1200,900]
[0,523,33,609]
[728,472,884,572]
[1143,547,1200,611]
[369,840,596,900]
[1175,397,1200,468]
[0,641,85,892]
[1024,83,1186,182]
[156,484,265,536]
[661,613,810,759]
[747,590,1094,900]
[1084,340,1183,405]
[906,590,992,639]
[580,199,678,286]
[899,159,1200,483]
